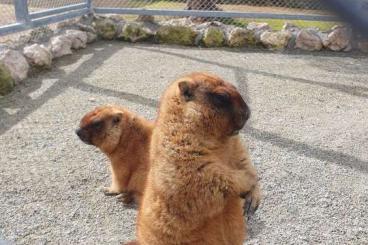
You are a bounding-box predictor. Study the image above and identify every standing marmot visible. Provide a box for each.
[76,105,153,205]
[134,72,260,245]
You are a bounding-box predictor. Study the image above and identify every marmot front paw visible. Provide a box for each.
[102,187,121,196]
[240,185,261,219]
[116,192,135,205]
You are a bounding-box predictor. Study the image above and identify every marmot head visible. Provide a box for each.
[162,72,250,137]
[76,105,127,153]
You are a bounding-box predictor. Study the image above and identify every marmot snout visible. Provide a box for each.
[76,107,123,149]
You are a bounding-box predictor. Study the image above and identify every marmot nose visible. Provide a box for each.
[75,128,83,138]
[75,128,93,145]
[233,100,250,133]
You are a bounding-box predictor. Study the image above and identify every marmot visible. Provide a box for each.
[133,72,260,245]
[76,105,153,205]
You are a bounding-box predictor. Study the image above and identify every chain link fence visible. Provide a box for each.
[93,0,336,31]
[27,0,86,11]
[91,0,328,11]
[0,0,338,44]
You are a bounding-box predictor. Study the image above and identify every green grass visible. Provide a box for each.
[224,18,337,31]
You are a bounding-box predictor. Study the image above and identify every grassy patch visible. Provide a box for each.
[231,18,337,31]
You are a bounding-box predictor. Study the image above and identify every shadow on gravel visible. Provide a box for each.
[73,82,158,108]
[247,217,265,239]
[0,42,366,174]
[246,127,368,173]
[0,42,124,136]
[63,76,368,173]
[133,46,368,99]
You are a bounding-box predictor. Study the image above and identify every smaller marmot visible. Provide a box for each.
[76,105,153,205]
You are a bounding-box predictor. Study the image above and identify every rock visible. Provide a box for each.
[156,25,197,46]
[282,22,301,48]
[56,19,78,30]
[0,49,29,82]
[73,14,97,36]
[282,22,300,34]
[295,29,323,51]
[0,63,15,95]
[318,31,329,47]
[0,44,8,52]
[50,35,73,58]
[65,30,88,49]
[93,16,119,40]
[202,26,225,47]
[193,21,226,46]
[260,31,292,49]
[160,18,194,27]
[55,16,97,46]
[136,15,155,23]
[104,14,125,22]
[76,24,96,34]
[194,30,205,46]
[148,18,198,45]
[227,27,256,47]
[247,22,271,32]
[28,26,54,43]
[86,32,97,43]
[195,21,224,30]
[247,22,271,43]
[119,22,157,42]
[23,44,52,68]
[324,25,352,51]
[78,13,95,26]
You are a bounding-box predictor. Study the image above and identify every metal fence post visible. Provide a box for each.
[13,0,30,23]
[86,0,92,12]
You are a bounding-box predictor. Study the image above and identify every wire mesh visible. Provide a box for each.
[0,0,16,26]
[0,0,339,44]
[27,0,86,12]
[93,0,336,29]
[93,0,329,14]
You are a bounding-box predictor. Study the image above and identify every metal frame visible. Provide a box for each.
[0,0,90,36]
[0,0,338,37]
[0,9,90,36]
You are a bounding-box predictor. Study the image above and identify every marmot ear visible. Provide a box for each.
[178,81,195,101]
[112,112,123,124]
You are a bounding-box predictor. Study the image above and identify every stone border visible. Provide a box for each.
[1,13,367,95]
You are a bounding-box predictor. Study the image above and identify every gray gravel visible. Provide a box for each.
[0,42,367,244]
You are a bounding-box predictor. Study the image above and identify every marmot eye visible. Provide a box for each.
[91,120,103,130]
[211,92,231,107]
[112,116,121,124]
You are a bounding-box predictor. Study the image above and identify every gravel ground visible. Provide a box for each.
[0,42,367,244]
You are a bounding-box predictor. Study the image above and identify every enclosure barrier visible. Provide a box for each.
[0,0,341,37]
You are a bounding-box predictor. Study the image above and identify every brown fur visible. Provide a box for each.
[135,72,260,245]
[123,241,139,245]
[76,105,153,205]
